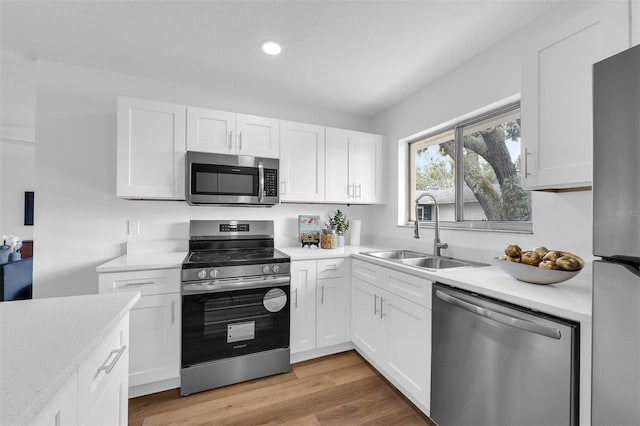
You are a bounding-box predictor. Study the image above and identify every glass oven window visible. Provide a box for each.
[182,285,290,367]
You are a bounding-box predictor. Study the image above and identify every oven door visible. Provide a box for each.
[181,279,290,367]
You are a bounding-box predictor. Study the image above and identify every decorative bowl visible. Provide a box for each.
[494,257,581,285]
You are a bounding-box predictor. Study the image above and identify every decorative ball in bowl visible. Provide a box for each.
[495,245,584,285]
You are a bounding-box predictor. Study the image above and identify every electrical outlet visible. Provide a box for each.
[128,219,139,236]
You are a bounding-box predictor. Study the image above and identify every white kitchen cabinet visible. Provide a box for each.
[78,314,130,426]
[290,258,350,355]
[186,106,235,154]
[279,121,325,202]
[325,127,384,203]
[98,268,181,397]
[290,260,317,353]
[350,259,431,412]
[316,258,350,347]
[521,1,629,190]
[186,106,279,158]
[117,97,186,200]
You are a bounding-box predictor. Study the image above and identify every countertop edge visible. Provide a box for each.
[8,292,141,426]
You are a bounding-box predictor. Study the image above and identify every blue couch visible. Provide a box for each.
[0,257,33,301]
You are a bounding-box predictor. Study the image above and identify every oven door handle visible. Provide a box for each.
[182,276,290,295]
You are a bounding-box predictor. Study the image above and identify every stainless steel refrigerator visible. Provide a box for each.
[592,43,640,424]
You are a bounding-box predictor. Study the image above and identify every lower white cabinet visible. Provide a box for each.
[31,315,130,426]
[98,268,181,396]
[351,260,431,413]
[290,258,350,354]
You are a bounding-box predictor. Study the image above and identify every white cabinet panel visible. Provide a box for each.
[325,127,351,203]
[521,1,629,190]
[186,107,235,154]
[117,97,186,199]
[280,121,325,202]
[128,293,180,387]
[316,258,350,348]
[290,260,317,353]
[383,268,432,309]
[237,114,280,158]
[351,277,383,361]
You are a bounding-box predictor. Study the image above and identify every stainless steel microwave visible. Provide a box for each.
[186,151,279,206]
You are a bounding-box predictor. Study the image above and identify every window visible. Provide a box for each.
[408,102,531,231]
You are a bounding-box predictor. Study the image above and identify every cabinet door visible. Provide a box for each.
[350,277,383,362]
[280,121,325,202]
[521,2,629,190]
[381,292,431,409]
[290,260,317,353]
[351,131,384,203]
[236,113,280,158]
[129,293,181,387]
[317,275,350,348]
[325,127,351,203]
[116,97,186,199]
[186,106,235,154]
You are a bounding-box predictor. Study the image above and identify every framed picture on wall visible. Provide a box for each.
[24,191,34,226]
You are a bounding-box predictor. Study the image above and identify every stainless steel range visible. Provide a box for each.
[180,220,291,396]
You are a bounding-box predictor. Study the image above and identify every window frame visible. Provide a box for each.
[405,100,532,234]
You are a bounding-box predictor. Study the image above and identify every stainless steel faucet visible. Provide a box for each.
[414,192,448,257]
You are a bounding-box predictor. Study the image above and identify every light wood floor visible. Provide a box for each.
[129,350,435,426]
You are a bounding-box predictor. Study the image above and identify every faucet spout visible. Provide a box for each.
[414,192,448,256]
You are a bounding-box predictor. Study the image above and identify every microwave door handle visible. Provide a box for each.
[258,161,265,203]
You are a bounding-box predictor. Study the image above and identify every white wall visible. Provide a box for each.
[34,60,379,298]
[370,2,598,271]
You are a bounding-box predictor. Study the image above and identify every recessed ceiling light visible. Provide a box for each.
[261,40,282,55]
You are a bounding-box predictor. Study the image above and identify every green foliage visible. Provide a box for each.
[327,210,350,235]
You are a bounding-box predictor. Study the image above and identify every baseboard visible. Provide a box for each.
[129,377,180,399]
[291,342,354,364]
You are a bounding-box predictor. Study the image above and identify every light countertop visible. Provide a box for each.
[278,245,380,260]
[96,252,187,273]
[351,253,592,323]
[0,292,141,425]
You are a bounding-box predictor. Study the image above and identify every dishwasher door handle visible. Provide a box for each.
[435,290,561,340]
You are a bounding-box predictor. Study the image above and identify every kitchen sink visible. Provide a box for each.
[363,250,428,260]
[361,250,489,270]
[399,256,479,269]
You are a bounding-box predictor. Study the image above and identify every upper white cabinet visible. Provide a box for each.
[279,121,325,202]
[117,97,186,200]
[325,128,384,204]
[521,1,630,190]
[186,107,279,158]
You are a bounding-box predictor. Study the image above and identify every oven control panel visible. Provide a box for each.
[183,263,291,283]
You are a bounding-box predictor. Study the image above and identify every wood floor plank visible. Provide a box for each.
[129,350,435,426]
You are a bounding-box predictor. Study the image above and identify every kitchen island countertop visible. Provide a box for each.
[0,292,140,425]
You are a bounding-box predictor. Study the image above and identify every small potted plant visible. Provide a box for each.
[327,210,349,247]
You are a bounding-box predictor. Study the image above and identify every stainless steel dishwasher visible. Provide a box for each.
[431,283,579,426]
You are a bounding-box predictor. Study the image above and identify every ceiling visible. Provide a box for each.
[1,0,569,117]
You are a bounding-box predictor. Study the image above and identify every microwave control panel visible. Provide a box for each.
[265,169,278,196]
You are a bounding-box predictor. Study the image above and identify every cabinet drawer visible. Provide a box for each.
[78,315,129,424]
[382,269,432,308]
[317,258,349,279]
[352,259,382,287]
[98,268,180,296]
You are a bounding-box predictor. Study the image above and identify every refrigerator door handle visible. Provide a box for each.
[435,290,561,339]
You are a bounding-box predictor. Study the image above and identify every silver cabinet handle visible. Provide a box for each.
[171,300,176,324]
[524,147,532,177]
[294,288,298,308]
[228,131,233,150]
[239,131,243,151]
[320,285,325,304]
[125,281,154,287]
[380,297,385,319]
[97,345,127,376]
[373,294,378,315]
[435,290,561,339]
[323,264,338,271]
